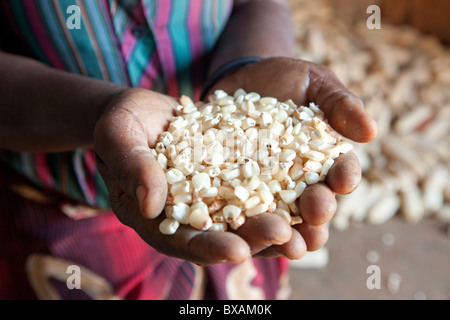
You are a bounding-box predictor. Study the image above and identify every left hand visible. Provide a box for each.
[206,56,378,259]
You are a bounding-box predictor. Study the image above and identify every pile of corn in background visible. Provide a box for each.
[289,0,450,233]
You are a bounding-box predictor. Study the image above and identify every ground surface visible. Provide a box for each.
[288,216,450,300]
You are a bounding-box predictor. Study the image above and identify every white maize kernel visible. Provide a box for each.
[245,203,269,217]
[289,162,304,180]
[155,142,165,153]
[256,181,270,192]
[173,193,192,205]
[299,143,310,154]
[218,186,235,199]
[284,175,296,189]
[229,214,245,230]
[208,222,227,232]
[272,167,289,182]
[279,190,298,204]
[274,109,288,123]
[268,180,282,194]
[166,168,185,184]
[220,168,241,181]
[212,177,221,187]
[277,200,290,211]
[245,127,258,141]
[290,216,303,225]
[159,218,180,235]
[199,187,218,198]
[274,208,291,223]
[241,117,256,130]
[339,142,353,153]
[223,205,242,222]
[295,132,309,144]
[279,149,297,162]
[244,196,261,209]
[323,145,342,159]
[234,185,250,202]
[230,178,242,188]
[269,121,285,137]
[258,190,274,204]
[299,106,315,117]
[305,150,325,162]
[311,129,326,140]
[245,92,260,102]
[170,181,191,196]
[304,160,322,172]
[242,160,260,178]
[204,166,221,177]
[178,162,194,176]
[205,153,224,166]
[171,202,190,224]
[294,181,307,196]
[189,210,212,231]
[320,158,335,177]
[288,201,301,216]
[268,201,276,213]
[191,200,208,213]
[209,199,225,214]
[242,176,260,191]
[260,112,273,126]
[157,153,168,170]
[280,133,294,147]
[260,96,278,106]
[305,171,320,184]
[159,132,174,146]
[192,172,211,190]
[308,139,328,151]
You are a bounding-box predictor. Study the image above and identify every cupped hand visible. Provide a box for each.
[94,88,292,265]
[208,57,378,259]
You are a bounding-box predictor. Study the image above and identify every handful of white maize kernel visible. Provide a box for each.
[153,89,353,235]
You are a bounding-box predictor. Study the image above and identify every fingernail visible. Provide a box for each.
[136,185,147,214]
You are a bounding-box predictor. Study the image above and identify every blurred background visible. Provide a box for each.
[287,0,450,300]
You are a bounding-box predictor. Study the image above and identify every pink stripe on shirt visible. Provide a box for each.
[151,0,179,97]
[34,153,55,189]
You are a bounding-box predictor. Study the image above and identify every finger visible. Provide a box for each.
[293,223,329,252]
[307,63,377,143]
[137,217,251,265]
[298,182,336,226]
[254,228,307,260]
[326,151,361,195]
[232,213,292,255]
[94,108,168,219]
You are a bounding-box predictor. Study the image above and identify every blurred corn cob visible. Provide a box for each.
[290,0,450,233]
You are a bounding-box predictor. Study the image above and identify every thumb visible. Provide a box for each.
[94,112,168,219]
[307,64,378,143]
[122,147,168,219]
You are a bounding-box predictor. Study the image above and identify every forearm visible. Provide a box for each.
[0,51,126,152]
[207,0,295,76]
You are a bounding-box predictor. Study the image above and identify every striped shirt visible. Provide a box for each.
[0,0,233,208]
